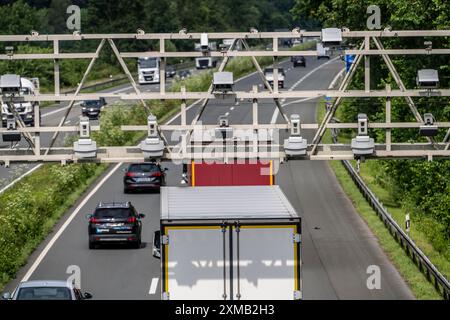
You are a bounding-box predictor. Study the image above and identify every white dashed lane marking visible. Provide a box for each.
[149,277,159,294]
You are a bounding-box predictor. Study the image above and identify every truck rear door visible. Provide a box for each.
[232,225,301,300]
[162,223,301,300]
[162,226,231,300]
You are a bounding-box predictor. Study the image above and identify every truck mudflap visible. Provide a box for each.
[161,222,301,300]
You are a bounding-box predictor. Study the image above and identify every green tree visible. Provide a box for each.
[291,0,450,251]
[0,0,46,34]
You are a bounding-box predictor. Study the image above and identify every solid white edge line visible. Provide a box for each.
[21,162,123,282]
[281,96,321,108]
[41,85,134,118]
[149,277,159,294]
[16,58,317,280]
[0,164,43,194]
[271,57,341,124]
[158,61,290,127]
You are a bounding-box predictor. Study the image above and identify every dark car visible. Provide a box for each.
[165,65,176,78]
[177,70,191,80]
[81,98,107,119]
[291,56,306,67]
[123,162,167,193]
[87,201,145,249]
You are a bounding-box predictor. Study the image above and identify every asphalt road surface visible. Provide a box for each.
[3,57,414,300]
[0,76,176,190]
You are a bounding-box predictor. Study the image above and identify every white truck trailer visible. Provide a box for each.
[158,185,302,300]
[1,75,40,127]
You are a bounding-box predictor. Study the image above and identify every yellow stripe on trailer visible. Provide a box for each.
[191,160,195,187]
[269,160,273,185]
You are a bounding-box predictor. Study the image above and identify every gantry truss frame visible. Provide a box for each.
[1,29,450,164]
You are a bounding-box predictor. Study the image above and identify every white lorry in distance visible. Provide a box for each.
[195,42,219,69]
[317,42,331,59]
[156,185,302,300]
[220,39,241,51]
[1,76,40,127]
[138,57,160,85]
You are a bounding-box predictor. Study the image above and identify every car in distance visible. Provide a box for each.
[87,201,145,249]
[2,280,92,300]
[291,56,306,67]
[81,98,107,119]
[264,67,285,89]
[123,162,167,193]
[165,65,176,78]
[177,69,191,80]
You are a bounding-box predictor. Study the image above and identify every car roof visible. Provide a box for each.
[264,67,285,72]
[96,201,131,209]
[128,162,158,166]
[18,280,73,289]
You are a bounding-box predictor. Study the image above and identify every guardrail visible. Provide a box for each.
[63,76,128,94]
[328,69,450,300]
[341,158,450,300]
[61,61,195,94]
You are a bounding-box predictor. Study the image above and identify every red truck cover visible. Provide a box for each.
[189,161,274,186]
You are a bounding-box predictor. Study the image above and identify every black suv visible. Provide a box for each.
[165,66,176,78]
[81,98,107,119]
[123,162,167,193]
[87,202,145,249]
[291,56,306,67]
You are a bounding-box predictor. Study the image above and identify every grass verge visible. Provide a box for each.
[0,42,319,292]
[0,163,108,290]
[317,100,443,299]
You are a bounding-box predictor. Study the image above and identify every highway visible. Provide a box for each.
[0,77,175,191]
[3,56,414,300]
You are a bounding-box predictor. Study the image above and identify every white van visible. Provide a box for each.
[317,42,331,59]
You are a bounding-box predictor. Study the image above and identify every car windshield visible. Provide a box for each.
[85,100,101,107]
[139,58,157,68]
[16,287,72,300]
[264,68,285,75]
[128,164,159,173]
[94,208,133,219]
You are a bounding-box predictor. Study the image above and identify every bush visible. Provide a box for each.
[0,163,104,287]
